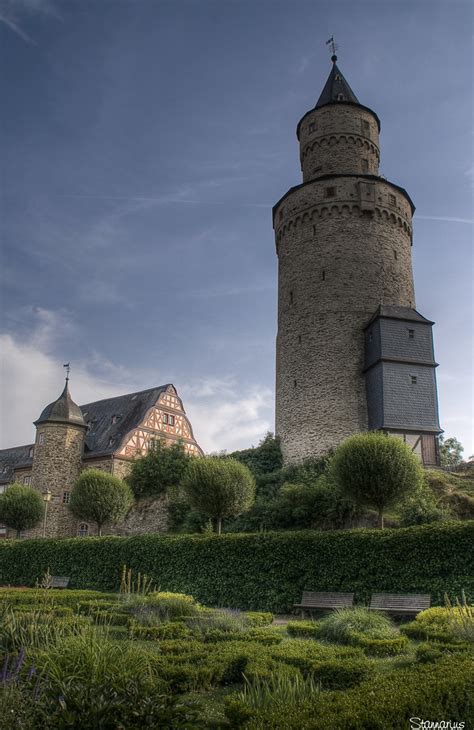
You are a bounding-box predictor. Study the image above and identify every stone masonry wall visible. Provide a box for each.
[274,175,415,464]
[107,495,168,536]
[28,423,86,538]
[298,104,380,181]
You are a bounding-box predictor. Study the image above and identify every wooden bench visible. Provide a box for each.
[51,576,70,589]
[369,593,430,617]
[293,591,355,617]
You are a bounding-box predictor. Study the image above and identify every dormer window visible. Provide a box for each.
[337,93,344,101]
[334,74,341,81]
[111,415,119,424]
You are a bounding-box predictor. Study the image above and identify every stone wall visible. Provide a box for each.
[107,495,168,536]
[297,103,380,180]
[274,174,415,464]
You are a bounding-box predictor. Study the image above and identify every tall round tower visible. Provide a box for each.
[30,379,87,537]
[274,56,441,465]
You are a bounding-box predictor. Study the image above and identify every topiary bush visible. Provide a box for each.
[287,620,320,638]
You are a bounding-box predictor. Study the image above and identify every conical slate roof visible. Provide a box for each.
[35,383,86,427]
[315,58,359,107]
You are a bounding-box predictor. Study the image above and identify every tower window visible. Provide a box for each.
[313,225,317,235]
[62,491,71,504]
[298,335,302,344]
[408,329,415,339]
[394,249,398,260]
[389,194,396,206]
[335,74,341,81]
[38,434,44,445]
[410,375,417,385]
[361,159,368,172]
[293,379,297,388]
[337,93,344,101]
[362,119,370,134]
[321,270,326,281]
[78,523,89,538]
[308,122,316,133]
[289,291,294,304]
[325,187,336,198]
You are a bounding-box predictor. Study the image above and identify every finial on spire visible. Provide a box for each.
[325,36,338,63]
[63,362,71,383]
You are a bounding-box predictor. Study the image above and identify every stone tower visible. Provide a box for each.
[30,380,87,537]
[273,55,441,465]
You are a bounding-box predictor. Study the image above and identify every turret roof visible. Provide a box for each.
[315,58,359,107]
[34,382,86,428]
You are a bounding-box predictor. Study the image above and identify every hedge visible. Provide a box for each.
[0,522,472,612]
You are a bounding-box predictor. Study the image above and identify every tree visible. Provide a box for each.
[228,433,283,476]
[127,439,190,498]
[0,483,44,538]
[439,436,464,469]
[181,457,256,534]
[330,432,423,528]
[69,469,133,536]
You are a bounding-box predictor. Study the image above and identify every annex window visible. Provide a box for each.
[389,194,396,206]
[361,158,368,172]
[408,329,415,339]
[78,523,89,538]
[410,375,418,385]
[325,187,336,198]
[38,433,44,445]
[62,491,71,504]
[23,476,31,486]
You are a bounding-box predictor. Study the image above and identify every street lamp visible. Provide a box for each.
[42,489,52,537]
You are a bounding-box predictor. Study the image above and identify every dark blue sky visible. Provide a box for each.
[1,0,472,453]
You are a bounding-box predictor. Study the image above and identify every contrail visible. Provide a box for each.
[58,194,270,208]
[416,215,473,225]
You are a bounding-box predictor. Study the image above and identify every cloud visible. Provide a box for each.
[0,0,60,43]
[0,308,273,453]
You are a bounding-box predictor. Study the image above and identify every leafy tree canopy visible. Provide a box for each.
[228,433,283,476]
[330,432,423,528]
[439,436,464,468]
[181,457,256,534]
[0,483,44,537]
[69,469,133,536]
[127,439,190,498]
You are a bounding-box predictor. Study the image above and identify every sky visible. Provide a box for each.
[0,0,473,456]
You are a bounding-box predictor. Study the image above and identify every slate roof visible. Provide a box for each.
[0,385,173,479]
[316,61,359,107]
[0,445,34,484]
[35,383,86,428]
[364,305,435,329]
[81,385,170,457]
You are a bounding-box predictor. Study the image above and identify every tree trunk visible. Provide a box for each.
[98,524,102,537]
[377,509,384,529]
[216,516,222,535]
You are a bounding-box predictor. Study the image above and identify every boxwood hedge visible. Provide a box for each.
[0,522,472,612]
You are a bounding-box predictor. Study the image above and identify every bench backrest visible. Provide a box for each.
[300,591,354,608]
[51,576,70,589]
[369,593,431,610]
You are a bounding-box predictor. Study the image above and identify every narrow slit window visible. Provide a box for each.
[394,249,398,260]
[290,291,294,304]
[321,270,326,281]
[293,379,297,388]
[298,335,302,344]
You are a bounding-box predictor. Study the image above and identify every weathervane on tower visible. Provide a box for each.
[326,36,338,62]
[63,362,71,383]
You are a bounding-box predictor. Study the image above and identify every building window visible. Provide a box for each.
[169,415,175,427]
[108,437,115,447]
[62,491,71,504]
[361,158,368,172]
[325,187,336,198]
[38,433,44,445]
[410,375,417,385]
[308,122,315,133]
[0,486,5,494]
[389,194,396,206]
[163,413,168,425]
[23,476,31,486]
[78,523,89,538]
[408,329,415,339]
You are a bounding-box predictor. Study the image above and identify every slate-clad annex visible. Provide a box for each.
[0,383,202,538]
[274,55,442,465]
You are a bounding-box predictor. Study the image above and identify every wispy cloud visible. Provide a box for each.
[59,193,270,209]
[0,0,60,43]
[416,215,473,225]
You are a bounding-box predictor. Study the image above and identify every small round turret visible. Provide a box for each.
[34,383,86,427]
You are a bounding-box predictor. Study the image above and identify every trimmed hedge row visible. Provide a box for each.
[0,522,472,612]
